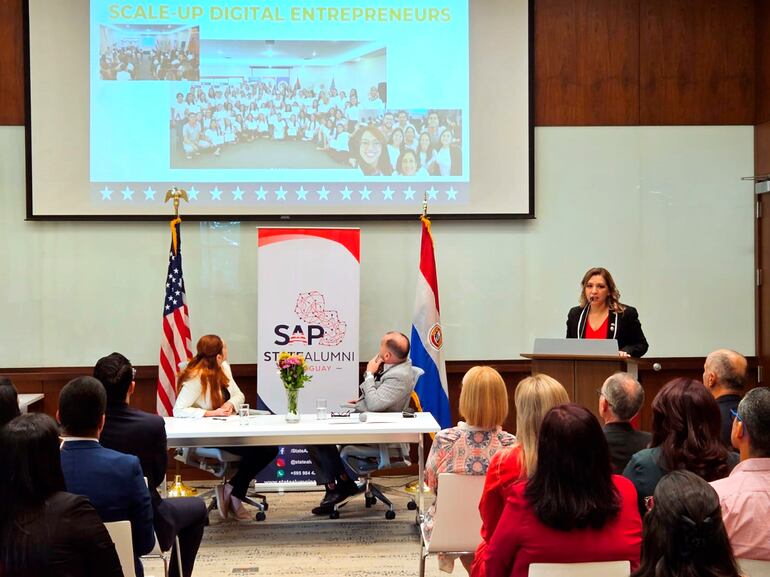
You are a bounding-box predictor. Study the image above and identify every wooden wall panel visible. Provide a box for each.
[640,0,755,125]
[0,0,25,126]
[3,357,754,480]
[755,121,770,175]
[756,0,770,124]
[535,0,640,126]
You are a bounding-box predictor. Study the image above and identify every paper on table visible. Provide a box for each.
[327,412,406,424]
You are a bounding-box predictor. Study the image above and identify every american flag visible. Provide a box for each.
[156,217,193,416]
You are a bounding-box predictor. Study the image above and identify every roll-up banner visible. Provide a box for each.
[256,228,360,486]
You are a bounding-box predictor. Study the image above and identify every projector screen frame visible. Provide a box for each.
[23,0,535,222]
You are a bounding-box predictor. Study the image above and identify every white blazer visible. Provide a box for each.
[173,361,245,418]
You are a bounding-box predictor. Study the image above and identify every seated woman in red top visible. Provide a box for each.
[471,374,569,577]
[566,267,649,358]
[484,404,642,577]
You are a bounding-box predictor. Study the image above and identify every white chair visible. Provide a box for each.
[737,558,770,577]
[528,561,630,577]
[336,366,424,520]
[139,476,184,577]
[419,473,486,577]
[105,520,137,577]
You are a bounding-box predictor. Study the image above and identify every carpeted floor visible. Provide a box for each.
[143,476,452,577]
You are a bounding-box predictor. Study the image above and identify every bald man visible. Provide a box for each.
[703,349,748,447]
[599,372,651,473]
[306,331,415,515]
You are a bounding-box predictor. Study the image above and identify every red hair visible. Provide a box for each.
[176,334,229,408]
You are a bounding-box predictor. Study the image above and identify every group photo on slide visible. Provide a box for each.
[167,38,464,175]
[99,24,200,81]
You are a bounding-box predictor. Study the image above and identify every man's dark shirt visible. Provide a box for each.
[716,393,741,450]
[603,421,652,474]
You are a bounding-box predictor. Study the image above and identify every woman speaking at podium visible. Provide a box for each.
[566,267,649,358]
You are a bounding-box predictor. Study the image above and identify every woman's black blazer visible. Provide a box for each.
[566,305,649,358]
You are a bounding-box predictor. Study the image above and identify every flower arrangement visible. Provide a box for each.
[277,352,312,420]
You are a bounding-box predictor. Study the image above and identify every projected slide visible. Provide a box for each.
[28,1,531,217]
[89,1,470,210]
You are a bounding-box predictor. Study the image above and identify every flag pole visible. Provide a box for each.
[407,191,433,498]
[163,187,197,498]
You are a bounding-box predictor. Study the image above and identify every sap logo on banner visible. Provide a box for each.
[274,324,325,346]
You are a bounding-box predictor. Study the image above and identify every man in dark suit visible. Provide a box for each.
[598,372,651,473]
[95,352,207,577]
[58,376,155,577]
[703,349,747,448]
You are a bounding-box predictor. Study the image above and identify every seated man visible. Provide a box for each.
[95,353,207,577]
[306,331,415,515]
[58,376,155,577]
[598,372,651,473]
[711,386,770,560]
[703,348,748,447]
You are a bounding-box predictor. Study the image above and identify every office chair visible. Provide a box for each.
[174,447,268,521]
[334,366,424,519]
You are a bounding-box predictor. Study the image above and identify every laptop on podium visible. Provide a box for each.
[533,338,619,356]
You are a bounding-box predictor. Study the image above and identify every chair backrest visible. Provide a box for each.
[104,520,137,577]
[426,473,485,554]
[407,366,425,410]
[528,561,630,577]
[738,558,770,577]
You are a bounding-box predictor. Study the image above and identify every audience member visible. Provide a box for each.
[484,404,642,577]
[58,376,154,577]
[0,377,20,428]
[307,331,415,515]
[423,366,516,574]
[471,374,569,577]
[599,372,651,473]
[623,378,739,516]
[632,470,741,577]
[703,349,747,447]
[95,352,207,577]
[710,386,770,560]
[0,413,122,577]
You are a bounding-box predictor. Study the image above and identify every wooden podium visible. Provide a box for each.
[520,353,640,420]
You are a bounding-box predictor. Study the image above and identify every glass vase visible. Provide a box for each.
[285,387,300,423]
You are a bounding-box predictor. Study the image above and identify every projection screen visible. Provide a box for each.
[26,0,532,219]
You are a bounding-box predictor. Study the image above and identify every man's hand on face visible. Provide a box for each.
[366,354,383,374]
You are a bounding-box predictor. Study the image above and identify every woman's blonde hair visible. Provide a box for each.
[459,366,509,429]
[514,374,570,478]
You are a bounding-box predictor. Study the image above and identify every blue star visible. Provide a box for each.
[295,186,308,200]
[317,186,330,200]
[121,186,134,201]
[143,186,156,200]
[403,186,416,200]
[446,186,458,200]
[340,186,353,200]
[359,186,371,200]
[210,186,222,200]
[382,186,395,200]
[99,186,113,201]
[427,186,439,200]
[232,186,244,201]
[275,186,287,200]
[255,186,268,201]
[187,186,199,201]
